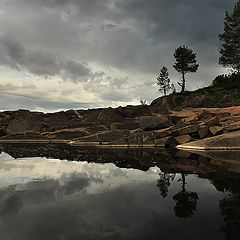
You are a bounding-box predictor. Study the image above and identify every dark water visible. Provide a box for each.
[0,146,240,240]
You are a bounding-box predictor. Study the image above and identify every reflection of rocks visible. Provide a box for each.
[0,146,239,239]
[2,144,240,176]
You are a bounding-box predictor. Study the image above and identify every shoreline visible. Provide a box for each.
[1,139,240,151]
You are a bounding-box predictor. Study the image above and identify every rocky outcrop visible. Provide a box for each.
[177,130,240,150]
[1,105,240,149]
[150,86,240,113]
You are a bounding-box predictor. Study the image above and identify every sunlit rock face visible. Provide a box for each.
[1,106,240,149]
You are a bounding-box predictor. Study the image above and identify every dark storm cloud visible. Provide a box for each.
[116,0,236,44]
[0,0,238,108]
[0,37,91,82]
[22,0,117,20]
[19,0,236,46]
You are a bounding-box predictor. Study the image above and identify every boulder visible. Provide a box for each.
[110,120,139,130]
[171,124,199,137]
[139,115,171,130]
[117,105,151,118]
[198,125,209,139]
[175,135,192,144]
[6,110,44,134]
[226,123,240,132]
[42,110,85,131]
[165,137,179,147]
[209,126,224,136]
[0,128,7,137]
[203,116,219,127]
[0,113,10,128]
[170,109,199,124]
[154,136,173,147]
[97,108,124,124]
[163,135,192,147]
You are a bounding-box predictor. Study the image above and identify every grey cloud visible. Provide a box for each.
[116,0,236,44]
[0,37,91,82]
[0,83,36,91]
[0,91,94,111]
[100,89,133,102]
[22,0,117,20]
[2,0,235,75]
[109,77,128,88]
[0,0,237,109]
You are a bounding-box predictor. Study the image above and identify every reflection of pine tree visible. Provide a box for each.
[220,194,240,240]
[211,176,240,240]
[173,174,199,219]
[157,173,175,198]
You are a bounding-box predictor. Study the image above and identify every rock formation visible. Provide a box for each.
[1,104,240,149]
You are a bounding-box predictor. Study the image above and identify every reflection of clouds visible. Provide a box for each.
[0,176,225,240]
[0,152,160,192]
[0,152,228,240]
[0,194,23,217]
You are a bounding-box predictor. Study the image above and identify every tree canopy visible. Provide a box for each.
[219,1,240,72]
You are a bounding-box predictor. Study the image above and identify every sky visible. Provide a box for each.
[0,0,237,112]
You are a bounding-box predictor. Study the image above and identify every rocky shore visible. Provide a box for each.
[1,101,240,150]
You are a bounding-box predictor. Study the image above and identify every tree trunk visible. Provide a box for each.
[181,72,185,92]
[164,87,166,96]
[181,173,186,192]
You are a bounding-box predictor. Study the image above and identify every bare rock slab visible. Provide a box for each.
[177,130,240,150]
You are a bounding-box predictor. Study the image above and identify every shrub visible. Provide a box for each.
[212,73,240,89]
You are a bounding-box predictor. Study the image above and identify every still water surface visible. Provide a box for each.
[0,151,239,240]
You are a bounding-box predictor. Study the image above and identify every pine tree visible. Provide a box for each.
[173,46,199,92]
[157,66,171,96]
[219,1,240,72]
